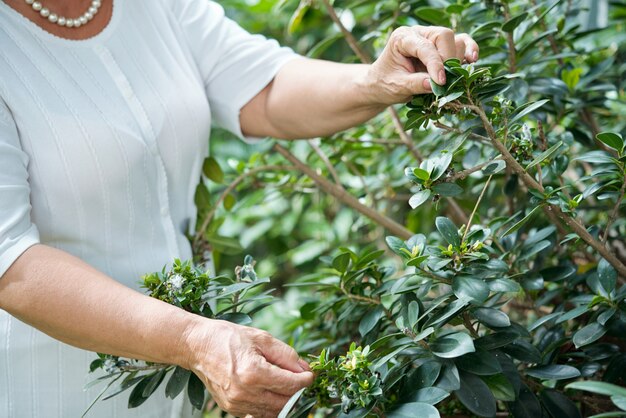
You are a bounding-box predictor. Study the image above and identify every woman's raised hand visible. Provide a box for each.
[183,319,314,418]
[364,25,480,105]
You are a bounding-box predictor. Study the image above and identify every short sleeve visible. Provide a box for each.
[0,98,39,278]
[169,0,299,141]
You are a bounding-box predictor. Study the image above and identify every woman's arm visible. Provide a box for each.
[0,244,313,417]
[240,26,478,139]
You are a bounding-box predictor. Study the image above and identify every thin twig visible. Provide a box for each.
[446,160,496,182]
[339,137,405,145]
[273,143,414,239]
[308,139,341,184]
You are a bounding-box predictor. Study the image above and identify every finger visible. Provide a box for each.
[455,33,479,63]
[417,26,458,61]
[403,72,432,95]
[259,334,307,373]
[255,361,315,396]
[396,34,445,85]
[255,391,292,415]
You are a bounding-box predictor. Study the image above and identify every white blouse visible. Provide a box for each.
[0,0,296,416]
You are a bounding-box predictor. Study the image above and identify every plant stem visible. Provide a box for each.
[308,139,342,185]
[273,143,414,239]
[468,103,626,280]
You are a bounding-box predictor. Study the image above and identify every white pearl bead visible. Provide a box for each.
[84,11,94,20]
[25,0,34,4]
[88,6,97,14]
[48,13,57,23]
[73,19,82,27]
[57,16,66,26]
[65,19,74,27]
[78,16,87,25]
[39,8,49,17]
[31,2,42,11]
[92,0,101,8]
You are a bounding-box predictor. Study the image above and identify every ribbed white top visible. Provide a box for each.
[0,0,296,416]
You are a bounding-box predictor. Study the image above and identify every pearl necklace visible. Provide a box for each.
[24,0,102,28]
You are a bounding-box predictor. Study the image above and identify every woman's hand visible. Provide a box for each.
[363,25,480,105]
[184,318,314,418]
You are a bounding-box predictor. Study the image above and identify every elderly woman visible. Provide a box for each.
[0,0,478,416]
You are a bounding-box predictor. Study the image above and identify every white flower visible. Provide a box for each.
[103,358,117,373]
[168,274,185,293]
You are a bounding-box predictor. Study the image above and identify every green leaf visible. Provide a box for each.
[413,167,431,182]
[526,365,580,380]
[386,236,408,257]
[456,350,502,376]
[414,6,451,26]
[510,99,550,123]
[565,381,626,398]
[408,301,420,330]
[472,307,511,328]
[597,132,624,152]
[409,190,431,209]
[128,375,153,408]
[481,374,515,401]
[431,332,475,359]
[408,387,450,405]
[430,79,447,97]
[526,141,564,170]
[412,361,442,389]
[165,366,191,399]
[203,157,224,183]
[541,390,582,418]
[332,252,351,273]
[597,258,617,294]
[502,12,528,32]
[435,216,460,248]
[501,205,543,237]
[223,193,236,211]
[475,331,519,350]
[483,160,506,175]
[278,387,306,418]
[611,395,626,411]
[187,373,206,410]
[359,305,384,337]
[454,371,497,417]
[509,384,542,418]
[573,322,607,348]
[388,402,441,418]
[141,369,166,398]
[453,277,490,304]
[432,183,464,197]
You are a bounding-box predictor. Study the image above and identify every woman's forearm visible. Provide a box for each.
[0,244,199,368]
[241,58,387,140]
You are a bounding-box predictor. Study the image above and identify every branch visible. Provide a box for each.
[193,164,296,248]
[273,143,414,239]
[308,139,342,185]
[469,103,626,280]
[445,160,495,182]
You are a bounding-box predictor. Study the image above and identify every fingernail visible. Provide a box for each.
[472,51,478,62]
[423,78,432,92]
[439,70,446,85]
[298,359,310,372]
